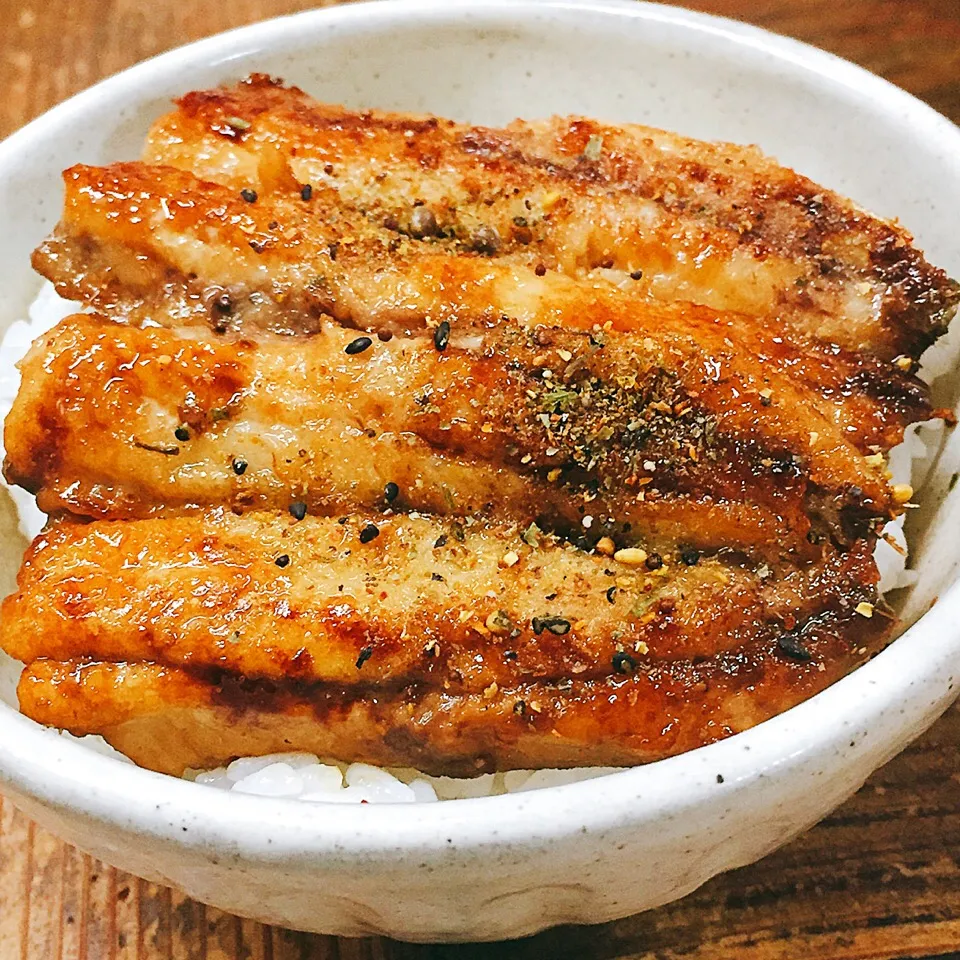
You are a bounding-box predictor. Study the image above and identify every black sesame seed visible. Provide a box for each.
[409,206,440,239]
[384,481,400,503]
[513,699,526,715]
[359,523,380,544]
[472,224,501,255]
[434,320,450,352]
[778,634,812,662]
[770,457,799,477]
[605,586,617,604]
[612,651,637,674]
[345,336,373,355]
[430,572,444,582]
[300,183,313,201]
[355,645,374,669]
[531,616,571,636]
[681,549,701,566]
[174,426,190,442]
[240,188,258,203]
[213,293,233,314]
[760,395,772,407]
[231,457,248,476]
[535,263,547,277]
[504,650,518,661]
[716,774,725,784]
[377,329,394,342]
[645,552,663,571]
[289,501,308,521]
[434,534,448,548]
[630,269,644,281]
[275,554,290,568]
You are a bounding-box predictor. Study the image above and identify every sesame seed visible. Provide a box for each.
[645,553,663,571]
[240,188,258,203]
[231,457,247,476]
[275,554,290,568]
[531,616,571,636]
[605,585,617,604]
[681,549,701,566]
[434,320,450,352]
[384,482,399,503]
[213,293,233,314]
[345,336,373,355]
[613,547,648,566]
[535,263,547,277]
[174,426,190,442]
[630,269,643,281]
[355,646,374,669]
[288,501,308,521]
[359,523,380,544]
[892,483,914,504]
[595,537,616,557]
[612,651,637,674]
[778,634,811,661]
[300,183,313,201]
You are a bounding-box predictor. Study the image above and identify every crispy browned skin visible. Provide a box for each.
[137,75,957,360]
[18,595,886,776]
[6,315,929,555]
[34,159,954,380]
[0,511,882,693]
[7,80,952,775]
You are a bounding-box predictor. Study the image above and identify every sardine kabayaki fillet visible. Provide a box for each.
[6,81,954,779]
[5,314,925,555]
[34,160,952,382]
[18,591,887,777]
[138,74,958,360]
[0,510,884,693]
[29,167,932,491]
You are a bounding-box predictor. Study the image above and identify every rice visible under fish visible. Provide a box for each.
[0,283,940,802]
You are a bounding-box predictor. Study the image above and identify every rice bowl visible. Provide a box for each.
[0,0,958,940]
[0,281,948,803]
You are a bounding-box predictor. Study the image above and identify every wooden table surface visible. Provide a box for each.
[1,0,959,956]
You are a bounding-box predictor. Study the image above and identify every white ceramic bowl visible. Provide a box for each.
[1,0,959,942]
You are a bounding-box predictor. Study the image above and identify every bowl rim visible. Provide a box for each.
[1,0,959,863]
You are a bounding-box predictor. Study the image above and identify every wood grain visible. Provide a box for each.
[1,1,959,957]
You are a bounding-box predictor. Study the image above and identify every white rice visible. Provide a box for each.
[0,283,944,802]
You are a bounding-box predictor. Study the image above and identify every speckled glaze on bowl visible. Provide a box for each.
[1,0,959,942]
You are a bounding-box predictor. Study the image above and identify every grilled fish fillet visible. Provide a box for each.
[35,160,953,385]
[6,314,928,554]
[6,80,953,777]
[138,74,957,360]
[0,510,882,692]
[19,600,886,777]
